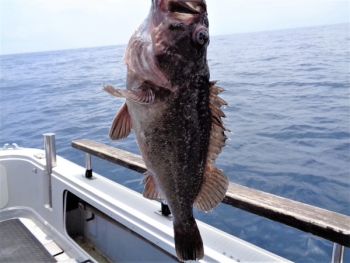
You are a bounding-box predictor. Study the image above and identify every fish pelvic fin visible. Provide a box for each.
[142,171,164,200]
[173,217,204,261]
[103,84,155,104]
[194,81,229,211]
[109,102,132,140]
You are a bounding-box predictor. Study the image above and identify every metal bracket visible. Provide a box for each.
[83,153,96,180]
[1,143,23,150]
[85,169,93,179]
[161,202,171,216]
[12,143,21,149]
[86,213,95,222]
[154,201,172,220]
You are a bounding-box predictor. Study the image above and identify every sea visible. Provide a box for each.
[1,23,349,263]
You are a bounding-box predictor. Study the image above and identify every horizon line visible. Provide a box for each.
[1,22,348,57]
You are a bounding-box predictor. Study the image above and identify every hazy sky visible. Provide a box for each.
[1,0,349,55]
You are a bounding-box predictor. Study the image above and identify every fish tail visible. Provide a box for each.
[173,217,204,261]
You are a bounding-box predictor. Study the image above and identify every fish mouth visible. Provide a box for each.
[152,0,207,26]
[150,0,209,56]
[123,0,208,90]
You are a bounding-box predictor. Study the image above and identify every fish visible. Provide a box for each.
[103,0,229,261]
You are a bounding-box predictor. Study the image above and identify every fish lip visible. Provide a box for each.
[167,0,206,14]
[151,0,207,26]
[151,0,165,27]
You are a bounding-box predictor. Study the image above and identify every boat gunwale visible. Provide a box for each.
[71,138,350,248]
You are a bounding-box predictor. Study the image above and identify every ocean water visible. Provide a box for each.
[1,23,349,262]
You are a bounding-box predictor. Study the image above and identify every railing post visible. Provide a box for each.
[161,200,171,216]
[331,243,344,263]
[85,153,93,179]
[43,133,57,208]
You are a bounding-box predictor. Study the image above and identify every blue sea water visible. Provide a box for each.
[1,23,349,262]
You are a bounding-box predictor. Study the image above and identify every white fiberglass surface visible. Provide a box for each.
[0,148,292,262]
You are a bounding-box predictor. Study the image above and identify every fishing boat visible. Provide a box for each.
[0,134,348,262]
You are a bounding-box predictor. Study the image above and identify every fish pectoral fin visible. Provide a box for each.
[103,84,155,104]
[194,165,229,212]
[103,84,125,98]
[109,102,132,140]
[142,171,164,200]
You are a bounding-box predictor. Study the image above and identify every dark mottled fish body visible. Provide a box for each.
[103,1,229,261]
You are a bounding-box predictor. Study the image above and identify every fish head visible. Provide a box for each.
[151,0,210,86]
[124,0,210,90]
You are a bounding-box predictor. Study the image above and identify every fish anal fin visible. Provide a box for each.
[109,102,132,140]
[194,165,229,211]
[103,84,155,104]
[142,171,164,200]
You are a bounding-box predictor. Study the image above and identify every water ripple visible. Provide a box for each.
[1,23,349,263]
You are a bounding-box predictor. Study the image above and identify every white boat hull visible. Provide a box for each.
[0,147,292,262]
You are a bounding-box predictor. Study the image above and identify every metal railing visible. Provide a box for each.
[43,133,57,208]
[71,138,349,263]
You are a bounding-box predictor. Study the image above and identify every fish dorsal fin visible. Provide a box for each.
[109,102,132,140]
[194,81,229,211]
[207,81,229,163]
[103,84,155,104]
[142,171,164,200]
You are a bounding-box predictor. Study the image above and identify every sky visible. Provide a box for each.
[0,0,349,55]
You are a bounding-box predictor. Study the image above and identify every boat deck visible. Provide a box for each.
[0,213,79,263]
[0,219,56,262]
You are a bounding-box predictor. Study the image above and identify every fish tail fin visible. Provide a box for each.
[173,217,204,261]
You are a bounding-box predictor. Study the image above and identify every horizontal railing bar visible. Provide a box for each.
[72,139,146,174]
[224,184,350,248]
[72,139,350,248]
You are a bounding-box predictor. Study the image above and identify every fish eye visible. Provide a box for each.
[193,28,209,45]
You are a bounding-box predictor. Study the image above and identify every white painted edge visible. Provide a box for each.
[19,218,77,263]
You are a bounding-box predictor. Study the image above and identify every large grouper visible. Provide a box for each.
[103,0,229,261]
